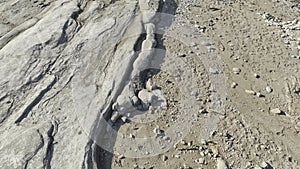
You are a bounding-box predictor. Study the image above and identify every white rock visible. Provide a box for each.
[270,108,282,115]
[131,95,139,106]
[232,68,241,74]
[138,89,155,104]
[162,155,168,161]
[266,86,273,93]
[146,79,154,91]
[195,158,205,164]
[231,82,238,88]
[260,161,271,169]
[245,89,256,95]
[121,116,127,122]
[217,158,228,169]
[256,92,263,97]
[110,111,120,123]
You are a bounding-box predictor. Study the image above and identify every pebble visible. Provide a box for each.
[146,79,154,91]
[254,73,260,78]
[110,111,120,123]
[210,145,219,157]
[131,96,139,106]
[162,155,168,161]
[266,86,273,93]
[117,154,125,159]
[260,161,271,169]
[216,158,228,169]
[232,68,241,74]
[181,140,187,145]
[153,126,163,135]
[199,108,207,114]
[121,116,127,123]
[129,133,135,138]
[270,108,282,115]
[231,82,238,88]
[256,92,263,97]
[245,89,256,95]
[195,158,205,164]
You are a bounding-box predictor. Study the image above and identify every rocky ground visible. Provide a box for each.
[0,0,299,169]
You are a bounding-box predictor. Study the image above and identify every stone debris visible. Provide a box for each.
[270,108,283,115]
[195,158,205,164]
[266,86,273,93]
[162,155,168,161]
[231,82,238,88]
[256,92,263,97]
[216,158,228,169]
[153,126,163,135]
[245,89,256,95]
[232,68,241,74]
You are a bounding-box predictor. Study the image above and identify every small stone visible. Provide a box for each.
[181,140,187,145]
[131,96,139,106]
[162,155,168,161]
[232,68,241,74]
[121,116,127,122]
[231,82,238,88]
[217,158,228,169]
[210,145,219,157]
[188,141,193,146]
[266,86,273,93]
[254,73,260,78]
[260,161,272,169]
[153,126,163,135]
[117,154,125,159]
[146,79,154,91]
[245,89,256,95]
[129,133,135,138]
[110,111,120,123]
[195,158,205,164]
[200,151,205,157]
[256,92,263,97]
[270,108,283,115]
[199,108,207,114]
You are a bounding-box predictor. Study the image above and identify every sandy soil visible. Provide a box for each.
[110,0,300,168]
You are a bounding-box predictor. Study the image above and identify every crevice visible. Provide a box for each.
[92,0,178,168]
[15,76,57,124]
[43,121,58,169]
[54,5,83,47]
[82,140,94,169]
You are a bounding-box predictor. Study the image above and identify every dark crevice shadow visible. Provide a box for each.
[92,0,178,169]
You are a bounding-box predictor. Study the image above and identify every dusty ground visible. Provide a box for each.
[110,0,300,169]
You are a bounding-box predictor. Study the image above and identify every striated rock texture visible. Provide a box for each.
[0,0,179,168]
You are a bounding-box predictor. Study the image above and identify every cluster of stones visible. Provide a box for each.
[110,0,166,124]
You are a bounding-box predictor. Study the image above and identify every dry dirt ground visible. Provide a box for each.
[110,0,300,169]
[0,0,299,169]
